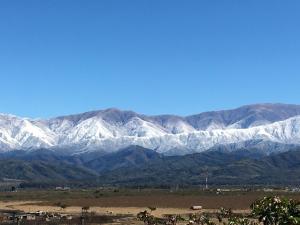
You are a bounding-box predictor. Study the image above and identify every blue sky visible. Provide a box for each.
[0,0,300,118]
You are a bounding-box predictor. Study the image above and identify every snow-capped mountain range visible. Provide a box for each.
[1,103,300,155]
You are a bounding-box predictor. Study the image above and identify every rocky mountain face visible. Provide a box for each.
[1,103,300,155]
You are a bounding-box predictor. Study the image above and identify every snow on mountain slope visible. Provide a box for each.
[99,116,300,154]
[185,103,300,129]
[0,114,56,149]
[123,117,167,137]
[0,104,300,155]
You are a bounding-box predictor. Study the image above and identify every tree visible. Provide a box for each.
[251,196,300,225]
[82,206,90,215]
[148,206,157,212]
[60,204,67,211]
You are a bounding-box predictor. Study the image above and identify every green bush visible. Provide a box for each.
[251,196,300,225]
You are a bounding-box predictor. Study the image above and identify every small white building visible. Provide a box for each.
[190,206,202,210]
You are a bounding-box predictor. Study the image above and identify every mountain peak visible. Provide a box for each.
[0,103,300,155]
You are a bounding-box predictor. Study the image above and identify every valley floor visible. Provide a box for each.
[0,201,248,225]
[0,188,300,224]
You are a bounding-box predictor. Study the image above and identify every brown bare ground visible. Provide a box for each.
[1,190,300,218]
[37,192,300,209]
[0,201,249,218]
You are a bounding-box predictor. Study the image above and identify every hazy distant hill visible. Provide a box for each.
[95,147,300,186]
[1,146,300,187]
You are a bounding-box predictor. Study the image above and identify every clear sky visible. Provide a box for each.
[0,0,300,118]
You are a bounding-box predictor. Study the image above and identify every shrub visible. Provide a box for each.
[251,196,300,225]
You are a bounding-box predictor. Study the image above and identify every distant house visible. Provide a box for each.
[26,214,36,220]
[55,186,71,191]
[190,206,202,210]
[34,211,45,216]
[263,188,274,192]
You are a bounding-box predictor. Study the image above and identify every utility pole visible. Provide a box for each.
[204,168,208,190]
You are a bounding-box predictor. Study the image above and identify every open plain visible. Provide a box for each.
[0,188,299,223]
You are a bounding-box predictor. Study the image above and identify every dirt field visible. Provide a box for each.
[41,193,275,209]
[0,201,255,225]
[0,189,299,217]
[1,189,299,209]
[0,201,196,216]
